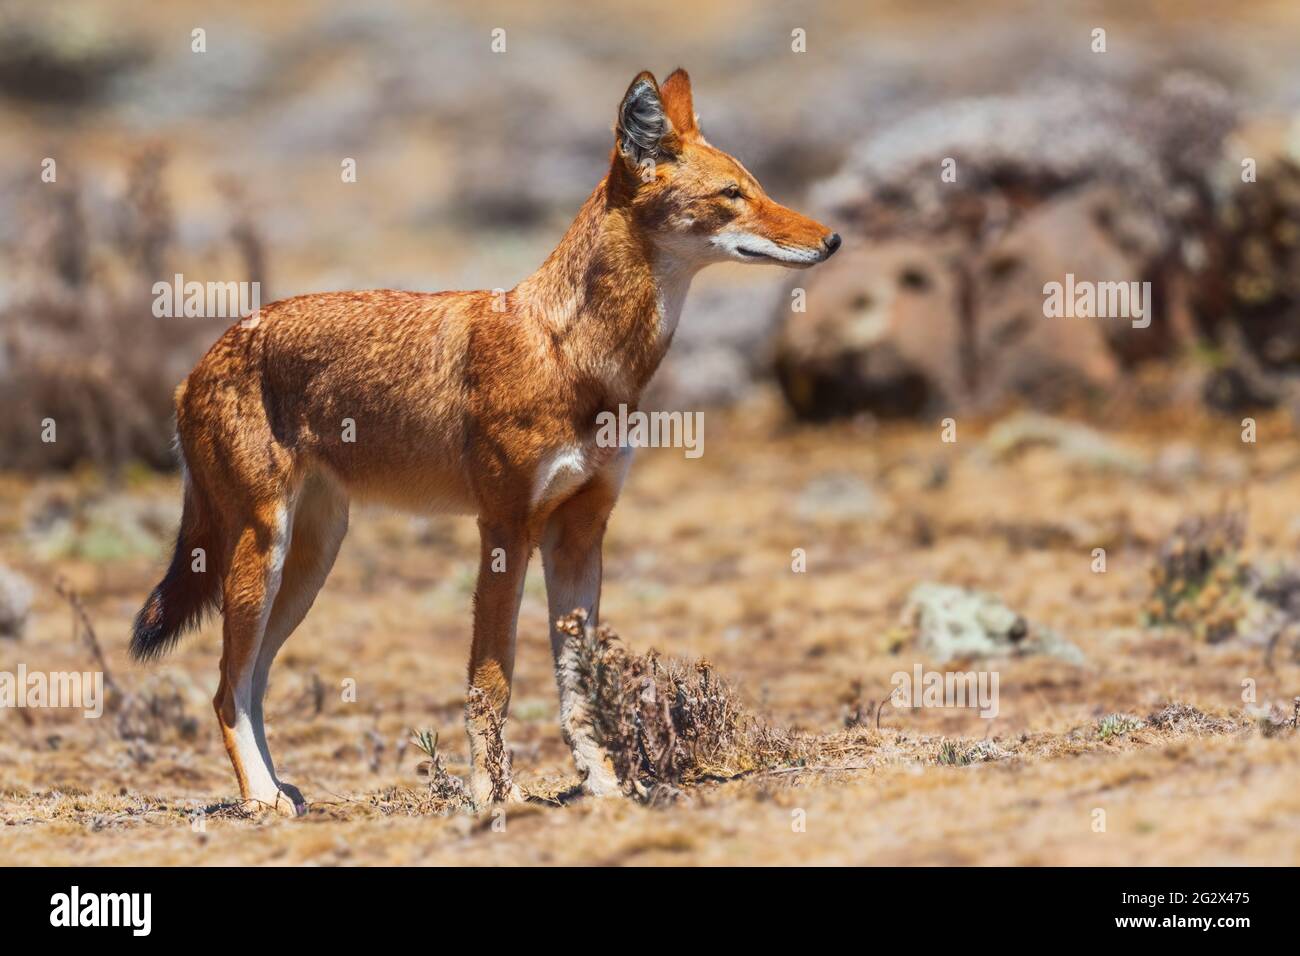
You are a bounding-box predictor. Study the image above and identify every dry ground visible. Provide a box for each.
[2,392,1299,865]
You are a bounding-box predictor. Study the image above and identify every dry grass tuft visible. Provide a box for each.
[1145,702,1234,734]
[1253,699,1300,739]
[936,738,1008,766]
[1096,713,1146,740]
[369,729,472,816]
[360,730,473,817]
[114,675,200,744]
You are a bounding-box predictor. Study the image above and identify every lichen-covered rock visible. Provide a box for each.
[902,582,1084,664]
[979,412,1147,475]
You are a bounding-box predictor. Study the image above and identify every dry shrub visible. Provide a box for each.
[1196,158,1300,410]
[556,610,808,796]
[114,676,200,744]
[0,148,266,471]
[1145,507,1249,641]
[54,577,198,744]
[1145,507,1300,657]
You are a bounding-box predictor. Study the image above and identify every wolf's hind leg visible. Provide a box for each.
[248,471,350,811]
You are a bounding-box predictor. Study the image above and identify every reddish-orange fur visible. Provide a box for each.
[132,69,838,811]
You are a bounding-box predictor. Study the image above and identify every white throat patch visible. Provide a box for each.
[652,259,696,349]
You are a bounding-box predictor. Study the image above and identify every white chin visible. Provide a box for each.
[717,235,818,266]
[732,250,814,267]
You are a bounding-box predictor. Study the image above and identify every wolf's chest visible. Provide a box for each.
[529,440,629,511]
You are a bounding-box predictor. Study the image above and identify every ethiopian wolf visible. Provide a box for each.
[132,69,840,812]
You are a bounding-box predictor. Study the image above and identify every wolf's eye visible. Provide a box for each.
[721,185,743,199]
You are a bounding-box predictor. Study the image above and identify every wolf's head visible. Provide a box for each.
[610,69,840,270]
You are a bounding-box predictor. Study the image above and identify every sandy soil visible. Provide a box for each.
[2,393,1298,865]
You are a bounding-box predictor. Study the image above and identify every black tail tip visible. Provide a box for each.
[129,590,175,662]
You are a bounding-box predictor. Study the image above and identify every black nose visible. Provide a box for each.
[823,232,842,257]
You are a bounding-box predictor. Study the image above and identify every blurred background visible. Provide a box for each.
[3,0,1300,864]
[3,0,1300,469]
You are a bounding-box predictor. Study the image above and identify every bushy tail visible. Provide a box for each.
[131,475,222,662]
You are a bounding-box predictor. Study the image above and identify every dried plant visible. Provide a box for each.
[114,677,199,744]
[466,688,514,803]
[1195,158,1300,409]
[1144,507,1300,659]
[54,576,120,702]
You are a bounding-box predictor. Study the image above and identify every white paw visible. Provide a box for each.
[581,769,624,799]
[243,785,306,818]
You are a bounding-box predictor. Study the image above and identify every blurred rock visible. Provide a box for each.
[815,74,1234,244]
[777,75,1236,420]
[0,6,142,107]
[795,473,880,522]
[774,240,960,419]
[777,193,1166,418]
[0,565,33,639]
[646,346,754,410]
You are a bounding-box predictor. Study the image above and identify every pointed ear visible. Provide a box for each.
[659,68,699,138]
[616,71,679,174]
